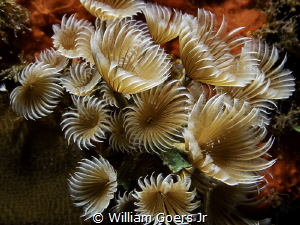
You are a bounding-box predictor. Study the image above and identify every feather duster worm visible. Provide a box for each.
[100,81,131,108]
[184,94,275,185]
[109,111,136,153]
[215,40,295,122]
[110,190,136,213]
[68,155,117,220]
[215,69,275,124]
[61,96,111,150]
[179,9,256,86]
[60,62,101,96]
[8,1,295,224]
[75,27,96,64]
[216,69,272,109]
[80,0,145,20]
[91,18,171,94]
[10,62,63,120]
[52,14,94,58]
[142,2,182,44]
[178,169,270,224]
[0,83,7,92]
[246,40,295,99]
[206,182,271,225]
[124,80,189,153]
[181,167,214,209]
[35,48,68,72]
[133,173,199,224]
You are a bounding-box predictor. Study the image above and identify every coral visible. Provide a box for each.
[0,63,27,83]
[253,0,300,55]
[0,0,29,75]
[250,3,300,216]
[0,0,29,44]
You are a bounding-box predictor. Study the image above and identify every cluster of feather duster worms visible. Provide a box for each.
[8,0,296,224]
